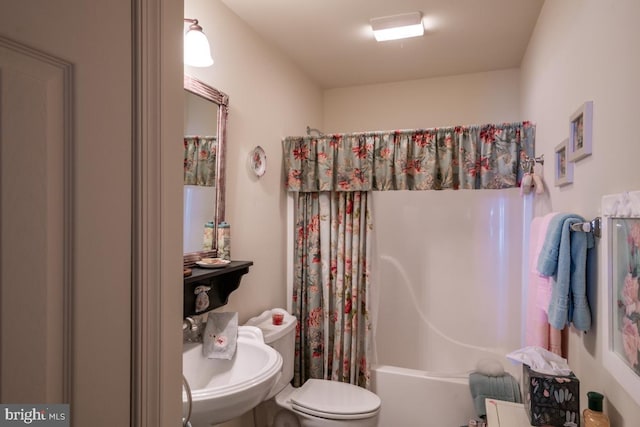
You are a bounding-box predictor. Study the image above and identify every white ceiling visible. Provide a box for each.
[220,0,545,89]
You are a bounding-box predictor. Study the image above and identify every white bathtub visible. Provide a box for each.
[371,365,475,427]
[370,190,529,426]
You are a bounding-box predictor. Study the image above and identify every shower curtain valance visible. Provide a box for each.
[184,136,217,186]
[282,122,535,192]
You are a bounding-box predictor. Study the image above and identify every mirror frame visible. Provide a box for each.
[183,74,229,258]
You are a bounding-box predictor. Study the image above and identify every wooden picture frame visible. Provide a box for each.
[569,101,593,161]
[554,138,573,187]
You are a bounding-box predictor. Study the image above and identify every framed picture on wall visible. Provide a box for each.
[554,138,573,187]
[568,101,593,161]
[601,191,640,407]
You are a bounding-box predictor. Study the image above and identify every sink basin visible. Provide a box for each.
[183,325,282,426]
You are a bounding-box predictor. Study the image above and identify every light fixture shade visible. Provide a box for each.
[371,12,424,42]
[184,27,214,67]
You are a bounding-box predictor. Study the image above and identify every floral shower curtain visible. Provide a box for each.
[184,136,217,186]
[285,121,535,389]
[293,191,373,388]
[283,122,535,191]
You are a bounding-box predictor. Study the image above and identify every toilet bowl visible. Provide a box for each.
[246,309,381,427]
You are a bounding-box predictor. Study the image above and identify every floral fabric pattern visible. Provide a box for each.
[184,136,217,186]
[617,219,640,374]
[283,122,535,192]
[292,191,373,388]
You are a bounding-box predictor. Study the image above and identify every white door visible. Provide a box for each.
[0,1,183,425]
[0,37,70,404]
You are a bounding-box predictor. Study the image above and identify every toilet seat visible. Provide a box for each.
[289,379,381,420]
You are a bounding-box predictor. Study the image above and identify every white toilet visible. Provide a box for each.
[246,309,381,427]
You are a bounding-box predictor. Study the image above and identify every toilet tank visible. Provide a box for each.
[245,309,297,398]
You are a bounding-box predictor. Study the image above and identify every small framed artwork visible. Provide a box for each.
[554,138,573,187]
[569,101,593,161]
[601,190,640,407]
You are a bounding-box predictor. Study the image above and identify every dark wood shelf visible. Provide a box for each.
[183,260,253,317]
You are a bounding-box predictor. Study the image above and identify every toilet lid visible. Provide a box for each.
[290,379,381,420]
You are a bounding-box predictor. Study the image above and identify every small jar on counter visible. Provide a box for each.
[217,221,231,260]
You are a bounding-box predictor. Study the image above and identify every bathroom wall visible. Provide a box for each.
[324,68,521,132]
[184,0,323,324]
[520,0,640,424]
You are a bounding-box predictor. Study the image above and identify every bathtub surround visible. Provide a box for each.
[371,190,526,425]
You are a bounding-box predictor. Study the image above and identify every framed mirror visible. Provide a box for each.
[183,74,228,259]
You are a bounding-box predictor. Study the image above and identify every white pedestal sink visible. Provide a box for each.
[183,326,282,426]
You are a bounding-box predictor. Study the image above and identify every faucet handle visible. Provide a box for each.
[183,317,198,331]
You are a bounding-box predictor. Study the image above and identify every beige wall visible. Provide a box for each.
[521,0,640,424]
[184,0,323,323]
[324,68,521,132]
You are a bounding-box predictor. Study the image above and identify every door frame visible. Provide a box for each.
[131,0,183,425]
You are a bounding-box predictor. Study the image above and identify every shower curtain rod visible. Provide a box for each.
[306,126,324,136]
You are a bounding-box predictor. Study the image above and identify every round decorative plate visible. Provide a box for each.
[196,258,231,269]
[250,146,267,177]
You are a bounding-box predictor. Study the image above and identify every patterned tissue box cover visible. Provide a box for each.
[523,364,580,426]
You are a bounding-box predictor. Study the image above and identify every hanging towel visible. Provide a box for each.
[531,213,558,313]
[468,372,522,419]
[526,216,550,348]
[537,214,594,331]
[203,312,238,359]
[526,213,563,355]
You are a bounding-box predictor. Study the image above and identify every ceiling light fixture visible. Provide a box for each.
[184,18,214,67]
[370,12,424,42]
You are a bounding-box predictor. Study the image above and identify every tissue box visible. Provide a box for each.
[523,364,580,426]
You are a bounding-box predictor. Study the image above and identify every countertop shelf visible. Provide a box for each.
[183,260,253,317]
[184,260,253,284]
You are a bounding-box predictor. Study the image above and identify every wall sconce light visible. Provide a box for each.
[370,12,424,42]
[184,18,214,67]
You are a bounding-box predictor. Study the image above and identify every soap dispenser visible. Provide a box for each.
[583,391,610,427]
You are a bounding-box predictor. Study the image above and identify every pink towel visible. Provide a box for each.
[525,214,563,355]
[532,213,558,313]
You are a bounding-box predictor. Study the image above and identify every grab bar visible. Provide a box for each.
[570,217,601,238]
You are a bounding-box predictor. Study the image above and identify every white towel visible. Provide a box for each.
[203,312,238,359]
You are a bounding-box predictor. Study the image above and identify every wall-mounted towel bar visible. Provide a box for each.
[570,216,601,238]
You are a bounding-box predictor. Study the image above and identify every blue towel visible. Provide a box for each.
[537,213,594,331]
[468,372,522,418]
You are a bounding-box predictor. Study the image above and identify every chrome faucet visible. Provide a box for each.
[183,317,198,331]
[182,316,203,343]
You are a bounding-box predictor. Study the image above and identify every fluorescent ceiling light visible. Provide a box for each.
[370,12,424,42]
